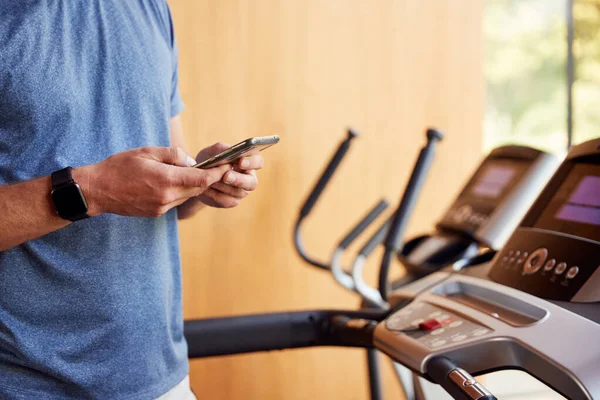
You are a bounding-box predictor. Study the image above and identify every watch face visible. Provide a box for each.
[51,184,88,219]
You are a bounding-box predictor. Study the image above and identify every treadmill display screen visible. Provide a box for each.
[534,164,600,242]
[440,159,529,232]
[470,164,517,199]
[555,176,600,225]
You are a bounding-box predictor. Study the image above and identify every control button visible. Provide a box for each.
[431,339,447,348]
[523,248,548,275]
[509,257,517,264]
[452,334,468,342]
[449,320,464,328]
[431,328,445,336]
[472,329,489,337]
[507,250,514,257]
[543,259,556,272]
[555,262,567,275]
[566,266,579,279]
[419,319,442,331]
[411,318,425,326]
[514,250,521,258]
[428,311,442,318]
[516,252,529,265]
[438,314,451,321]
[502,256,508,263]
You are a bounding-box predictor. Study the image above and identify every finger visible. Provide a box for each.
[202,188,240,209]
[144,146,194,167]
[211,182,249,199]
[173,163,232,189]
[222,170,258,191]
[195,142,231,163]
[167,196,191,209]
[237,153,264,170]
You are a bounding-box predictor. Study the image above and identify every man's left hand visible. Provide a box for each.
[195,142,264,208]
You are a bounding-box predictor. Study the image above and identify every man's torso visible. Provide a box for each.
[0,1,187,398]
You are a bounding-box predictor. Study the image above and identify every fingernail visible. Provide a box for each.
[240,159,250,169]
[225,172,236,183]
[187,156,197,167]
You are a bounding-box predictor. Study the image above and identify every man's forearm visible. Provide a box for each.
[0,167,95,251]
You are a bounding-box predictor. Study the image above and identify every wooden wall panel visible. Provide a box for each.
[169,1,484,399]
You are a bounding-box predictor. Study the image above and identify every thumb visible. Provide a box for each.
[179,163,232,189]
[147,146,196,167]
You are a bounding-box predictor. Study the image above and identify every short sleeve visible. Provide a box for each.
[170,38,184,117]
[165,4,184,117]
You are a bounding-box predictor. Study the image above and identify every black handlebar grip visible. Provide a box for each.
[185,309,387,359]
[300,129,359,218]
[359,219,391,257]
[427,357,497,400]
[379,127,444,300]
[383,127,444,251]
[339,199,389,249]
[427,127,445,142]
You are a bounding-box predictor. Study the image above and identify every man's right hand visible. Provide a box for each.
[76,146,231,218]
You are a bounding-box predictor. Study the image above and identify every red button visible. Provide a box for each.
[419,319,442,331]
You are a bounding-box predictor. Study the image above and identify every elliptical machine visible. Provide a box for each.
[294,127,445,400]
[293,129,559,398]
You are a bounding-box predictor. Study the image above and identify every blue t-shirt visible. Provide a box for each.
[0,1,187,399]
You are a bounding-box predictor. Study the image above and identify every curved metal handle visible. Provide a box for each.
[352,255,388,308]
[331,199,389,291]
[351,218,392,308]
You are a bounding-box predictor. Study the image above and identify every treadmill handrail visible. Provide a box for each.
[352,218,392,308]
[379,128,444,300]
[184,309,387,359]
[330,199,389,291]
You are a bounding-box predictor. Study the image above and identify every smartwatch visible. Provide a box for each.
[50,167,90,221]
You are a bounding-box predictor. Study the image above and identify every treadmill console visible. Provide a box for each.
[437,146,559,248]
[399,146,559,273]
[489,138,600,303]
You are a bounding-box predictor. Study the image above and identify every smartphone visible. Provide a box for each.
[192,135,280,169]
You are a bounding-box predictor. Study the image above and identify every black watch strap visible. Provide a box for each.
[51,166,75,188]
[51,166,90,221]
[67,213,90,222]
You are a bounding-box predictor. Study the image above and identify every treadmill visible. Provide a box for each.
[348,145,561,399]
[374,137,600,399]
[183,138,599,399]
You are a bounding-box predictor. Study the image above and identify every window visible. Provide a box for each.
[484,0,599,154]
[484,0,568,154]
[573,0,600,145]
